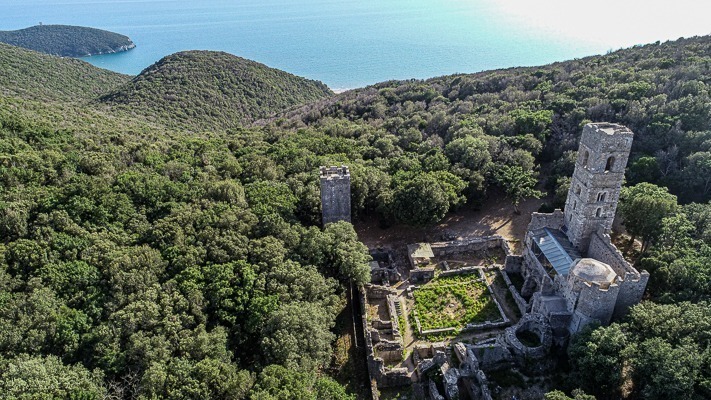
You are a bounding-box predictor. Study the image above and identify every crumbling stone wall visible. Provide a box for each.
[501,266,528,315]
[527,210,565,232]
[587,228,649,320]
[470,338,514,370]
[410,267,435,283]
[504,313,553,361]
[414,268,510,336]
[452,343,494,400]
[361,285,410,392]
[429,235,510,258]
[521,247,552,297]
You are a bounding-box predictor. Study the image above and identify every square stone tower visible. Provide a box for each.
[320,165,351,225]
[564,123,633,252]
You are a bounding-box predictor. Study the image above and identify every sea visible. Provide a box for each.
[1,0,710,91]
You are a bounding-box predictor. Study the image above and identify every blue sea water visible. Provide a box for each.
[1,0,710,90]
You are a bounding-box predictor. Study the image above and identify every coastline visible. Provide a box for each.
[331,87,353,94]
[84,42,136,58]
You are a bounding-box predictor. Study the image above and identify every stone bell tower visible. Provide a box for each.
[564,123,633,252]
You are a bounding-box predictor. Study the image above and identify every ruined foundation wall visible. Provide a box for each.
[429,235,510,258]
[415,268,510,336]
[504,313,553,361]
[360,285,412,390]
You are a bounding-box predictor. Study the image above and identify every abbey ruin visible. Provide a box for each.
[518,123,648,336]
[321,122,648,400]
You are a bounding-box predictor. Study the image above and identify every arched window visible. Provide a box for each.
[582,150,590,167]
[573,201,577,210]
[597,192,607,202]
[575,185,581,195]
[596,208,603,217]
[605,156,615,172]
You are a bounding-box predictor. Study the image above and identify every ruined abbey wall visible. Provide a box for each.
[587,228,649,320]
[429,235,510,257]
[527,210,565,232]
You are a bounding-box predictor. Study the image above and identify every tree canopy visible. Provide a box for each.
[619,183,678,251]
[3,32,711,398]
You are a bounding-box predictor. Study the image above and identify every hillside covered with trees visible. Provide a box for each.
[0,33,710,399]
[97,51,334,130]
[0,43,130,102]
[0,24,135,57]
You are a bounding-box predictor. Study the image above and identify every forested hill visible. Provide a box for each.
[271,35,711,204]
[0,25,135,57]
[97,51,334,130]
[0,43,130,101]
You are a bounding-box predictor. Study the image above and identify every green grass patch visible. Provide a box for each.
[413,274,501,331]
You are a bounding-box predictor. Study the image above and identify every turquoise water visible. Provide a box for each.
[1,0,710,90]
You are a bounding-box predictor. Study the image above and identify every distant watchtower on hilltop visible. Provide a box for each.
[564,123,633,252]
[320,165,351,225]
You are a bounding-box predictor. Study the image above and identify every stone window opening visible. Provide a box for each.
[575,185,581,195]
[597,192,607,202]
[573,201,577,210]
[596,208,603,217]
[605,156,615,172]
[582,150,590,168]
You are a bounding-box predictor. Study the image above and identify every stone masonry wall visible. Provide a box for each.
[320,165,351,225]
[501,266,528,316]
[429,235,510,258]
[565,123,633,251]
[587,228,649,320]
[504,255,523,274]
[614,272,649,320]
[574,280,620,327]
[587,229,632,277]
[527,210,566,233]
[361,285,410,392]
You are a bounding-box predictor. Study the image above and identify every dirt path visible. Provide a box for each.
[355,190,552,254]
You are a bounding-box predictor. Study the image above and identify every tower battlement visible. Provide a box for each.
[579,123,634,156]
[320,165,350,180]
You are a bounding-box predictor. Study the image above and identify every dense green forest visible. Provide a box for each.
[97,51,334,130]
[0,25,135,57]
[0,43,130,101]
[0,34,710,399]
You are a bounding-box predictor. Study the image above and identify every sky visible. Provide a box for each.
[486,0,711,49]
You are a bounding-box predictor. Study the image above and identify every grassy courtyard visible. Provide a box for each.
[413,274,501,331]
